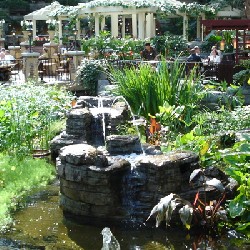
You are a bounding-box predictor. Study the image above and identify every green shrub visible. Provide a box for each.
[109,60,204,123]
[0,82,72,158]
[77,59,107,95]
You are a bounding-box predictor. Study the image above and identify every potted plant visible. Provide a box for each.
[20,20,32,41]
[46,19,57,41]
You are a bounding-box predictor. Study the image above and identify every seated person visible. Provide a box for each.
[187,48,202,63]
[194,45,201,56]
[210,46,222,60]
[0,48,5,60]
[141,42,157,61]
[186,48,202,75]
[4,50,15,63]
[208,49,221,63]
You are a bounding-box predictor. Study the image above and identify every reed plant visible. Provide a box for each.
[109,60,204,122]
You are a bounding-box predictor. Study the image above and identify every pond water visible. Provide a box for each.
[0,180,249,250]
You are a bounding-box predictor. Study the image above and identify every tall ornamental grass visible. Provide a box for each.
[0,82,73,158]
[109,60,204,120]
[0,154,55,231]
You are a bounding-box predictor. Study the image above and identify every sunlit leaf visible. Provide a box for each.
[200,141,210,156]
[229,199,245,218]
[179,205,193,230]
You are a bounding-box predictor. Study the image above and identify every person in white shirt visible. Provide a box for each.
[208,49,221,63]
[0,48,5,60]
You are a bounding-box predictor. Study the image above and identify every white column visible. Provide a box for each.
[138,12,146,40]
[101,15,106,31]
[196,16,201,40]
[145,13,154,38]
[152,13,156,37]
[132,14,137,38]
[111,13,119,38]
[201,14,205,41]
[122,16,126,38]
[32,20,36,40]
[183,14,188,41]
[95,13,100,36]
[58,18,63,45]
[76,19,81,39]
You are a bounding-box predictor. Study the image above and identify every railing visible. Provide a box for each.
[1,56,242,85]
[38,57,71,82]
[38,57,58,82]
[106,59,241,84]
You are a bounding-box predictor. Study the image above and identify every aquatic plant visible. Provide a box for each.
[109,60,204,121]
[147,169,227,233]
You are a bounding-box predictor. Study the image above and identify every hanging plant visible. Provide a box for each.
[20,20,32,31]
[46,19,57,31]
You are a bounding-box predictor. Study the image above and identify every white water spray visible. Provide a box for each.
[112,96,146,154]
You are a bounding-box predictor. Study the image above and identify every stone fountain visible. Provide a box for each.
[51,96,202,226]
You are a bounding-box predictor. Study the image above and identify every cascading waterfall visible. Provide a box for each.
[55,95,199,229]
[112,95,146,154]
[98,96,107,146]
[89,96,148,223]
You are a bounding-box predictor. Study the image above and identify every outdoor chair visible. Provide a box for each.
[185,62,200,76]
[9,60,22,81]
[38,60,45,81]
[56,60,70,80]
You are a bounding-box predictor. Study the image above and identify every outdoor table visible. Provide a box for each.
[0,63,15,81]
[202,60,219,80]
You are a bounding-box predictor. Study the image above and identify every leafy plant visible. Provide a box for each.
[152,33,188,57]
[233,59,250,85]
[201,34,222,53]
[0,82,72,158]
[221,30,235,52]
[147,169,227,233]
[76,59,107,96]
[46,19,57,31]
[80,32,144,59]
[109,60,204,121]
[220,134,250,236]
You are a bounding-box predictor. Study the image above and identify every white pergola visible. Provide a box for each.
[76,0,187,40]
[23,0,244,43]
[23,1,63,40]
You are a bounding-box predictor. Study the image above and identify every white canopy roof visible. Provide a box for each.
[24,1,63,21]
[83,0,183,8]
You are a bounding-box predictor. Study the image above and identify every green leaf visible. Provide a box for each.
[228,198,245,218]
[179,204,193,230]
[236,222,250,231]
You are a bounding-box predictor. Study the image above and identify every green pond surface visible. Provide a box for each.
[0,181,249,250]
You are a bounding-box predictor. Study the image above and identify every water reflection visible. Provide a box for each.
[1,182,249,250]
